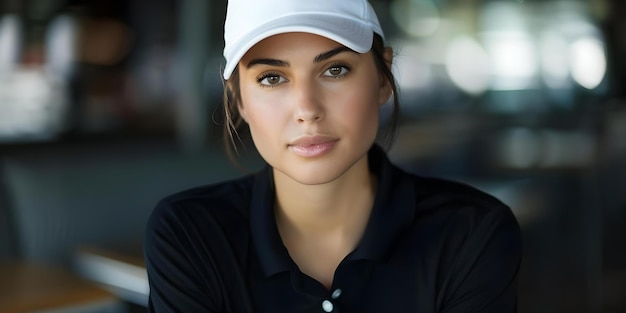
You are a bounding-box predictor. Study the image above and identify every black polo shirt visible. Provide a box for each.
[145,146,522,313]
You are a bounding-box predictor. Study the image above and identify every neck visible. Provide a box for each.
[273,156,376,238]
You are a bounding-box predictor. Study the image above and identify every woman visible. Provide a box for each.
[145,0,522,312]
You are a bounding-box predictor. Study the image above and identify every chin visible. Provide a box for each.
[276,154,365,186]
[272,162,337,184]
[288,171,344,186]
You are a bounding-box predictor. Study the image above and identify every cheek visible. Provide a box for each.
[240,87,287,141]
[337,81,381,126]
[343,80,382,145]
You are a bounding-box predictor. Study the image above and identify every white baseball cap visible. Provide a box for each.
[222,0,385,80]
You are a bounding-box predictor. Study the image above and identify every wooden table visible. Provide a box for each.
[0,261,119,313]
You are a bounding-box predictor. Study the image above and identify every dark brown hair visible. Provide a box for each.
[221,34,399,163]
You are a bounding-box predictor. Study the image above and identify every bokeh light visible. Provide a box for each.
[0,15,21,72]
[570,37,606,90]
[445,36,490,95]
[540,30,571,89]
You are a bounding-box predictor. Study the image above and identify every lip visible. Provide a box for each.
[288,135,339,158]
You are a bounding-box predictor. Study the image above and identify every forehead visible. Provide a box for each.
[240,32,346,61]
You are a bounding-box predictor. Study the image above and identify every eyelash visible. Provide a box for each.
[324,63,351,78]
[254,63,351,88]
[256,72,284,88]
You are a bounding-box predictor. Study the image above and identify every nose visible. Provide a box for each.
[293,80,324,123]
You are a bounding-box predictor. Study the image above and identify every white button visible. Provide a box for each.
[322,300,334,312]
[331,289,342,299]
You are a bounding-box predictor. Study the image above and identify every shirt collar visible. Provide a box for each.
[249,145,416,277]
[348,145,416,262]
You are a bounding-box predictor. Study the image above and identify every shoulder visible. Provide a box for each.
[410,173,517,225]
[395,169,521,251]
[378,150,519,236]
[144,175,257,311]
[409,172,522,259]
[145,174,256,268]
[147,174,255,236]
[399,171,522,271]
[405,175,522,310]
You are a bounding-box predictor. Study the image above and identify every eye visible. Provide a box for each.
[323,65,349,78]
[257,73,287,86]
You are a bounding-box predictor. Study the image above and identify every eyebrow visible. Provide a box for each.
[246,46,356,69]
[246,58,289,68]
[313,46,355,63]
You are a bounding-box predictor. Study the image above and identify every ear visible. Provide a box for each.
[383,47,394,70]
[378,47,394,106]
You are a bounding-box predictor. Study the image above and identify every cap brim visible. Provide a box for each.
[223,13,374,80]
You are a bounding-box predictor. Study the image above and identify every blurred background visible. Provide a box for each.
[0,0,624,312]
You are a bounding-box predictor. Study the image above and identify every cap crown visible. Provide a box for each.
[223,0,384,79]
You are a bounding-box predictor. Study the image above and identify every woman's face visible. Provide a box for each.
[238,32,391,185]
